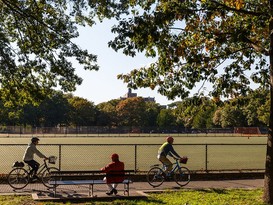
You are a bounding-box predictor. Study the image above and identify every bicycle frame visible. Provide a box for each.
[162,159,181,174]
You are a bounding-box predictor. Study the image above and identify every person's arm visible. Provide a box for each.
[169,145,181,159]
[31,144,47,159]
[101,163,112,173]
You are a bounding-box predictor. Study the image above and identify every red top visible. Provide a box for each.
[101,161,125,183]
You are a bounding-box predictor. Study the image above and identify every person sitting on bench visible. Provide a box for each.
[101,153,125,195]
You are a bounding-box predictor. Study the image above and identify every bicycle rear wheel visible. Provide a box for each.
[146,167,165,187]
[41,167,59,188]
[8,168,29,189]
[174,166,191,186]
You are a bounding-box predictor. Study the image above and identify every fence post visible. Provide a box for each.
[205,144,208,172]
[58,145,62,171]
[135,145,137,171]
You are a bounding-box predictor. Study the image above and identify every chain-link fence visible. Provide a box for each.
[0,143,266,175]
[0,126,268,136]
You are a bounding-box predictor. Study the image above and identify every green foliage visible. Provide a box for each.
[0,87,270,128]
[0,0,99,106]
[116,97,147,126]
[66,95,97,126]
[96,99,121,126]
[157,109,176,127]
[92,0,270,100]
[220,104,246,128]
[143,101,161,126]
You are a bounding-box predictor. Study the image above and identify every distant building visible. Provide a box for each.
[120,88,155,102]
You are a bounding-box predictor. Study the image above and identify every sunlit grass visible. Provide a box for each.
[149,189,265,205]
[0,189,266,205]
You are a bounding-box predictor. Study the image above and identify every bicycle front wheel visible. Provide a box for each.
[41,167,59,188]
[146,167,165,187]
[8,168,29,189]
[174,166,191,186]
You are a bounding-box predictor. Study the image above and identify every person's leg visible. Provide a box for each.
[105,183,118,195]
[159,156,173,172]
[25,160,40,177]
[112,183,118,195]
[103,177,114,195]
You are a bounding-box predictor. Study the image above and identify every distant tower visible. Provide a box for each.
[120,88,155,102]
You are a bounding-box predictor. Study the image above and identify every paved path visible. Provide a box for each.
[0,179,264,201]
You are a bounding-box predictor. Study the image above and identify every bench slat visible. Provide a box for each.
[49,179,132,185]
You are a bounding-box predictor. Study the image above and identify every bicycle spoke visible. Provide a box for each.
[8,168,29,189]
[174,167,191,186]
[146,167,165,187]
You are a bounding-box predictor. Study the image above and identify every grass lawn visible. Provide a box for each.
[0,189,266,205]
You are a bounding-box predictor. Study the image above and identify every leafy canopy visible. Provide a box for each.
[91,0,269,100]
[0,0,99,106]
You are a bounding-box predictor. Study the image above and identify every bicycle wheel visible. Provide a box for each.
[8,168,29,189]
[146,167,165,187]
[41,167,59,188]
[174,166,191,186]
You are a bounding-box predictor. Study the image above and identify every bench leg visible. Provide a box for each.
[90,184,94,197]
[88,184,94,197]
[123,183,129,196]
[53,186,56,197]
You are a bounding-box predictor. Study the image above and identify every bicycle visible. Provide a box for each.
[146,157,190,187]
[7,156,59,189]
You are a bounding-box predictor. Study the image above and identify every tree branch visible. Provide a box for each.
[211,0,266,16]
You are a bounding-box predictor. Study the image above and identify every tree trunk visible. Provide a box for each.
[264,1,273,203]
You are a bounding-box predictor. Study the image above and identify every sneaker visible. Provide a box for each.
[106,190,113,195]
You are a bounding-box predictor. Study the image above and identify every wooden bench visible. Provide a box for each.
[49,170,135,197]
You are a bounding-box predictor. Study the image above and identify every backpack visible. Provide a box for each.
[13,161,24,167]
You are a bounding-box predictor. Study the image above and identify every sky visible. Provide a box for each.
[71,20,210,106]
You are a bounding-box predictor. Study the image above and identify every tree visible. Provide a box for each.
[220,103,246,128]
[143,101,161,127]
[96,99,121,126]
[0,1,99,106]
[258,98,270,126]
[243,88,269,126]
[66,95,97,126]
[157,108,176,128]
[91,0,273,202]
[192,98,216,129]
[116,97,147,126]
[38,91,70,127]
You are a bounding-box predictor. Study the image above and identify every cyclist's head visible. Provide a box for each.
[166,136,174,144]
[31,137,40,143]
[111,153,119,162]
